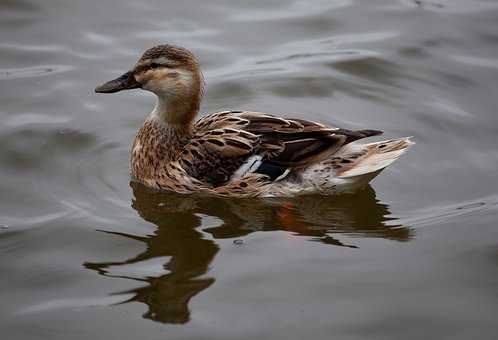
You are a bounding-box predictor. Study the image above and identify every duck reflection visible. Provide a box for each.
[85,181,412,324]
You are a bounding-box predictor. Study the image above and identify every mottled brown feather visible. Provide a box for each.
[184,111,377,180]
[132,110,383,194]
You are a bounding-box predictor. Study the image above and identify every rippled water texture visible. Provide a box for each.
[1,1,498,339]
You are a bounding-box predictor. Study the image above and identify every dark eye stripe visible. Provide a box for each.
[149,63,174,69]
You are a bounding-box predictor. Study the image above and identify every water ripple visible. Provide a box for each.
[231,0,353,21]
[451,55,498,69]
[0,65,72,79]
[4,113,71,128]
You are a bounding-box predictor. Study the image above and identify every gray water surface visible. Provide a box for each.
[1,1,498,339]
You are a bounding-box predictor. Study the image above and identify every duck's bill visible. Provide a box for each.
[95,71,141,93]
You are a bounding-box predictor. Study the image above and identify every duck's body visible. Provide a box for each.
[96,45,413,197]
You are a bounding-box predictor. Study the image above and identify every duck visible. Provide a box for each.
[95,44,413,197]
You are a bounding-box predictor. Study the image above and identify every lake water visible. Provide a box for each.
[1,0,498,339]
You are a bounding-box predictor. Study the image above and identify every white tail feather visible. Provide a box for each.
[270,137,413,196]
[337,137,414,179]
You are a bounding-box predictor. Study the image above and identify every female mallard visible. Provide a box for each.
[95,44,413,197]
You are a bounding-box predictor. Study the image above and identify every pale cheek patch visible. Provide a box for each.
[134,72,148,84]
[142,68,193,93]
[175,69,194,85]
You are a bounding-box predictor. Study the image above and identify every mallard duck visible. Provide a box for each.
[95,44,413,197]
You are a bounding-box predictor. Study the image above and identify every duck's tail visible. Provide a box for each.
[335,137,414,179]
[296,137,414,195]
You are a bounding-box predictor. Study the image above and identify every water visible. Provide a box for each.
[1,0,498,339]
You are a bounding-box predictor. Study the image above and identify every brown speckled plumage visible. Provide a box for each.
[96,44,413,197]
[131,110,388,196]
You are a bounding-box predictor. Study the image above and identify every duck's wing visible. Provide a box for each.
[188,110,382,185]
[179,123,261,185]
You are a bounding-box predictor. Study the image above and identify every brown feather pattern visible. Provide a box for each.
[131,110,384,196]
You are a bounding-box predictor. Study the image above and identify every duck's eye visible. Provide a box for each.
[150,63,161,69]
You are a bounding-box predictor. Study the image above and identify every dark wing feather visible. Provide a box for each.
[190,111,383,185]
[179,126,259,185]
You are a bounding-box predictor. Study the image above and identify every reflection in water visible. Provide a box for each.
[85,182,412,324]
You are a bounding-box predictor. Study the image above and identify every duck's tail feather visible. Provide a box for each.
[335,137,414,179]
[269,137,413,196]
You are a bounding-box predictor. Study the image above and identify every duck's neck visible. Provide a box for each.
[149,95,196,132]
[133,98,194,178]
[148,67,204,132]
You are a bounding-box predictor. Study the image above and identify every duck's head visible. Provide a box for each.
[95,44,203,124]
